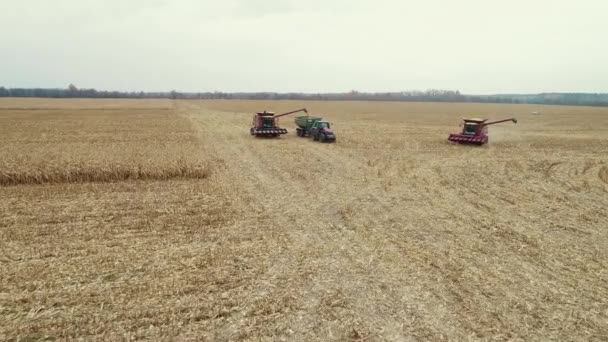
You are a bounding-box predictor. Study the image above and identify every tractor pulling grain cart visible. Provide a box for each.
[294,116,336,143]
[448,118,517,145]
[250,108,308,137]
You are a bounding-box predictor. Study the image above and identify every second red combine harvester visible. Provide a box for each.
[448,117,517,145]
[250,108,308,137]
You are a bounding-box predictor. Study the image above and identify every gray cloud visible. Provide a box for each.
[1,0,607,93]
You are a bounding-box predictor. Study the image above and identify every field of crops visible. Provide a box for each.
[1,98,607,340]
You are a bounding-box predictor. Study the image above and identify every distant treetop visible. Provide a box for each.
[1,85,607,107]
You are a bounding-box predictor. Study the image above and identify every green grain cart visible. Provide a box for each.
[294,116,336,143]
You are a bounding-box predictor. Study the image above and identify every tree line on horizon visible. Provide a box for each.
[1,85,608,107]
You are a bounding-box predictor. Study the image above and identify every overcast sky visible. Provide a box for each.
[1,0,607,94]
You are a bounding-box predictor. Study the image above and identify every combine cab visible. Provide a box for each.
[250,108,308,138]
[448,118,517,145]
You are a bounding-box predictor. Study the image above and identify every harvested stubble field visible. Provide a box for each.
[1,98,607,340]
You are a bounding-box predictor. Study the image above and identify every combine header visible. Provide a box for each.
[448,118,517,145]
[250,108,308,137]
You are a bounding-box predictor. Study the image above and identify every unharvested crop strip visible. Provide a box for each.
[0,164,210,186]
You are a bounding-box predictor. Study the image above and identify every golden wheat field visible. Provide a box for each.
[1,98,607,340]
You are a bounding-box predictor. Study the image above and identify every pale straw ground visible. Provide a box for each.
[1,98,607,340]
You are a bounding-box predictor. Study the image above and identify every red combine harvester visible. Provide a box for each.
[448,118,517,145]
[250,108,308,137]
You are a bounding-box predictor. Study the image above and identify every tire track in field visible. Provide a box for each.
[180,103,458,338]
[600,166,608,184]
[182,106,365,336]
[178,100,608,340]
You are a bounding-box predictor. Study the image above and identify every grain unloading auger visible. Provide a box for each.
[448,118,517,145]
[250,108,308,137]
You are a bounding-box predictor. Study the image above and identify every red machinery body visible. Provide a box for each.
[448,118,517,145]
[250,108,308,137]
